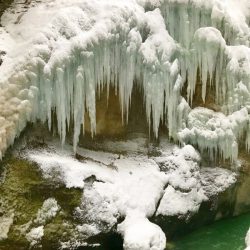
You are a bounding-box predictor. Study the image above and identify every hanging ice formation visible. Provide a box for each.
[0,0,250,162]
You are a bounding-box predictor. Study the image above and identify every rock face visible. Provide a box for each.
[0,146,83,249]
[0,125,243,249]
[233,152,250,216]
[84,87,125,137]
[0,0,13,17]
[84,86,147,138]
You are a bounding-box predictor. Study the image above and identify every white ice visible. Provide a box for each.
[0,0,249,162]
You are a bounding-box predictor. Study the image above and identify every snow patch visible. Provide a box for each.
[25,198,60,247]
[118,212,166,250]
[26,226,44,247]
[156,185,206,217]
[0,212,14,241]
[34,198,60,224]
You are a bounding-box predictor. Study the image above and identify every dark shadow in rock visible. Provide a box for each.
[78,232,123,250]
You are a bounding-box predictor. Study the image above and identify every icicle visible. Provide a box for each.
[0,0,250,163]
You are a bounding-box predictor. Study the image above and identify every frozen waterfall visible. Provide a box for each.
[0,0,250,163]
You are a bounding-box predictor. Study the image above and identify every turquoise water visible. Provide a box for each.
[174,213,250,250]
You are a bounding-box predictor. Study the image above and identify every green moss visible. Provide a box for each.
[0,153,82,249]
[42,214,76,249]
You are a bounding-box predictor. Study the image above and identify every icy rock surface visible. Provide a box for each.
[0,0,249,162]
[26,142,237,249]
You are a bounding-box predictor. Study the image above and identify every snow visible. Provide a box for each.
[26,226,44,247]
[156,185,206,217]
[0,212,14,241]
[0,0,249,162]
[118,211,166,250]
[34,198,60,224]
[23,198,60,247]
[28,150,167,217]
[155,145,207,217]
[76,224,101,237]
[26,141,237,249]
[75,184,119,233]
[200,167,237,197]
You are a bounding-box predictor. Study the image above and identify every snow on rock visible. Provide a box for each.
[24,198,60,247]
[28,145,167,249]
[76,224,101,238]
[0,212,14,241]
[0,0,249,162]
[26,142,237,248]
[34,198,60,224]
[155,145,202,193]
[200,167,237,197]
[75,185,119,233]
[155,145,207,217]
[28,150,167,217]
[118,211,166,250]
[155,145,236,217]
[26,226,44,247]
[156,185,206,217]
[28,150,115,188]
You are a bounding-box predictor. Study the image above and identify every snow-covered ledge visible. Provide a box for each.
[26,140,236,249]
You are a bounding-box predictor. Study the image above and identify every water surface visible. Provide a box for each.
[174,213,250,250]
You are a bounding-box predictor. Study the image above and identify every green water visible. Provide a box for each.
[173,213,250,250]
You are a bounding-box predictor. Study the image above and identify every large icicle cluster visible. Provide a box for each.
[0,0,250,161]
[178,107,249,162]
